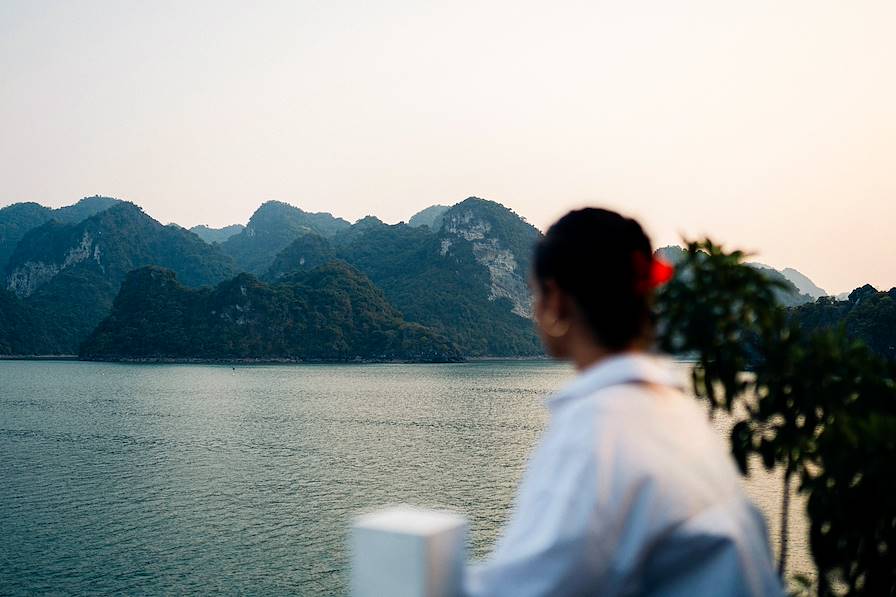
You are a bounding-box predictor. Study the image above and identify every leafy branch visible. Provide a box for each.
[655,240,896,596]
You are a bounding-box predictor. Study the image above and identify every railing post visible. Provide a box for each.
[351,506,468,597]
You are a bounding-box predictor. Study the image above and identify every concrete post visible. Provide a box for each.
[351,506,468,597]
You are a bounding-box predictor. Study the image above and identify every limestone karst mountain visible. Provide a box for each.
[219,201,350,274]
[82,262,460,362]
[190,224,245,244]
[3,202,234,353]
[2,197,877,360]
[0,195,121,271]
[408,204,449,229]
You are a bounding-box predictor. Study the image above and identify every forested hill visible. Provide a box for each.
[2,202,235,353]
[81,262,460,362]
[190,224,245,244]
[246,197,543,356]
[264,233,336,281]
[1,194,889,361]
[656,245,895,362]
[220,201,350,274]
[407,205,449,229]
[330,198,543,355]
[793,285,896,362]
[0,195,545,358]
[0,195,121,271]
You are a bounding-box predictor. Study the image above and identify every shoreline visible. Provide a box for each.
[1,354,546,365]
[0,354,80,361]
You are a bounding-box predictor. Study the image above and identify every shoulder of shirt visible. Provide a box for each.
[546,352,689,415]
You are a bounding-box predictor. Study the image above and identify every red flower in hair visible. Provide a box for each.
[649,256,675,289]
[633,253,675,294]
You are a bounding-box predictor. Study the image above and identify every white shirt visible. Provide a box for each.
[464,353,784,597]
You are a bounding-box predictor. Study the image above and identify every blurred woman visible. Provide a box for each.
[464,208,783,596]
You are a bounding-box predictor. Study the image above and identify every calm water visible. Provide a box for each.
[0,360,809,595]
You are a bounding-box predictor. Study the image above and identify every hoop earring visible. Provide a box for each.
[547,319,570,338]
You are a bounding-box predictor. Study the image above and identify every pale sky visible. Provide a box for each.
[1,1,894,294]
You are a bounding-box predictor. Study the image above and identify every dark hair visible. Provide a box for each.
[533,208,654,350]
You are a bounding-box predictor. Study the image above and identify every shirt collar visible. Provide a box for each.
[547,352,686,413]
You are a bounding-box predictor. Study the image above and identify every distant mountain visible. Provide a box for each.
[656,246,814,307]
[220,201,351,274]
[264,233,336,281]
[781,267,827,299]
[2,202,235,353]
[190,224,245,244]
[332,197,543,356]
[793,285,896,362]
[408,205,449,229]
[1,195,547,357]
[52,196,122,224]
[0,196,121,270]
[749,261,827,302]
[0,203,52,271]
[81,262,460,362]
[439,198,540,317]
[337,215,386,245]
[749,264,814,307]
[656,245,896,360]
[8,195,862,361]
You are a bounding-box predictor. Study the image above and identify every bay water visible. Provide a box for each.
[0,360,810,595]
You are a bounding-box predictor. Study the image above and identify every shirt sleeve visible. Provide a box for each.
[463,412,628,597]
[462,403,786,597]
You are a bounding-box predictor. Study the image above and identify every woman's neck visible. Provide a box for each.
[569,337,645,372]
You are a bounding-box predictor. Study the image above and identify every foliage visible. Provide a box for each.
[793,287,896,362]
[256,197,542,356]
[6,202,235,287]
[1,203,235,354]
[189,224,245,244]
[0,196,121,270]
[656,240,896,596]
[0,202,53,271]
[2,197,543,357]
[655,244,812,309]
[334,212,542,356]
[440,197,542,279]
[264,233,336,281]
[407,204,449,229]
[51,196,121,224]
[81,261,461,362]
[656,240,787,410]
[0,288,60,354]
[220,201,350,273]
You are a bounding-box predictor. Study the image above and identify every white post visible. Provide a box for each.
[351,505,468,597]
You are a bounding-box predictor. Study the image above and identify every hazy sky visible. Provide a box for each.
[1,1,894,294]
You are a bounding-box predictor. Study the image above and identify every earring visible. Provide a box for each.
[547,319,570,338]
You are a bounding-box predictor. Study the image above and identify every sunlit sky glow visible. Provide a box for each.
[1,0,894,294]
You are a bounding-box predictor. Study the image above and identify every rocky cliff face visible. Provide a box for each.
[0,196,121,272]
[6,231,103,297]
[438,199,539,318]
[7,261,59,297]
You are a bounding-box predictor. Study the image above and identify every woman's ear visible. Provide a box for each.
[543,282,571,338]
[534,279,573,356]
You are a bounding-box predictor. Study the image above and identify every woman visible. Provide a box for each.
[465,208,783,596]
